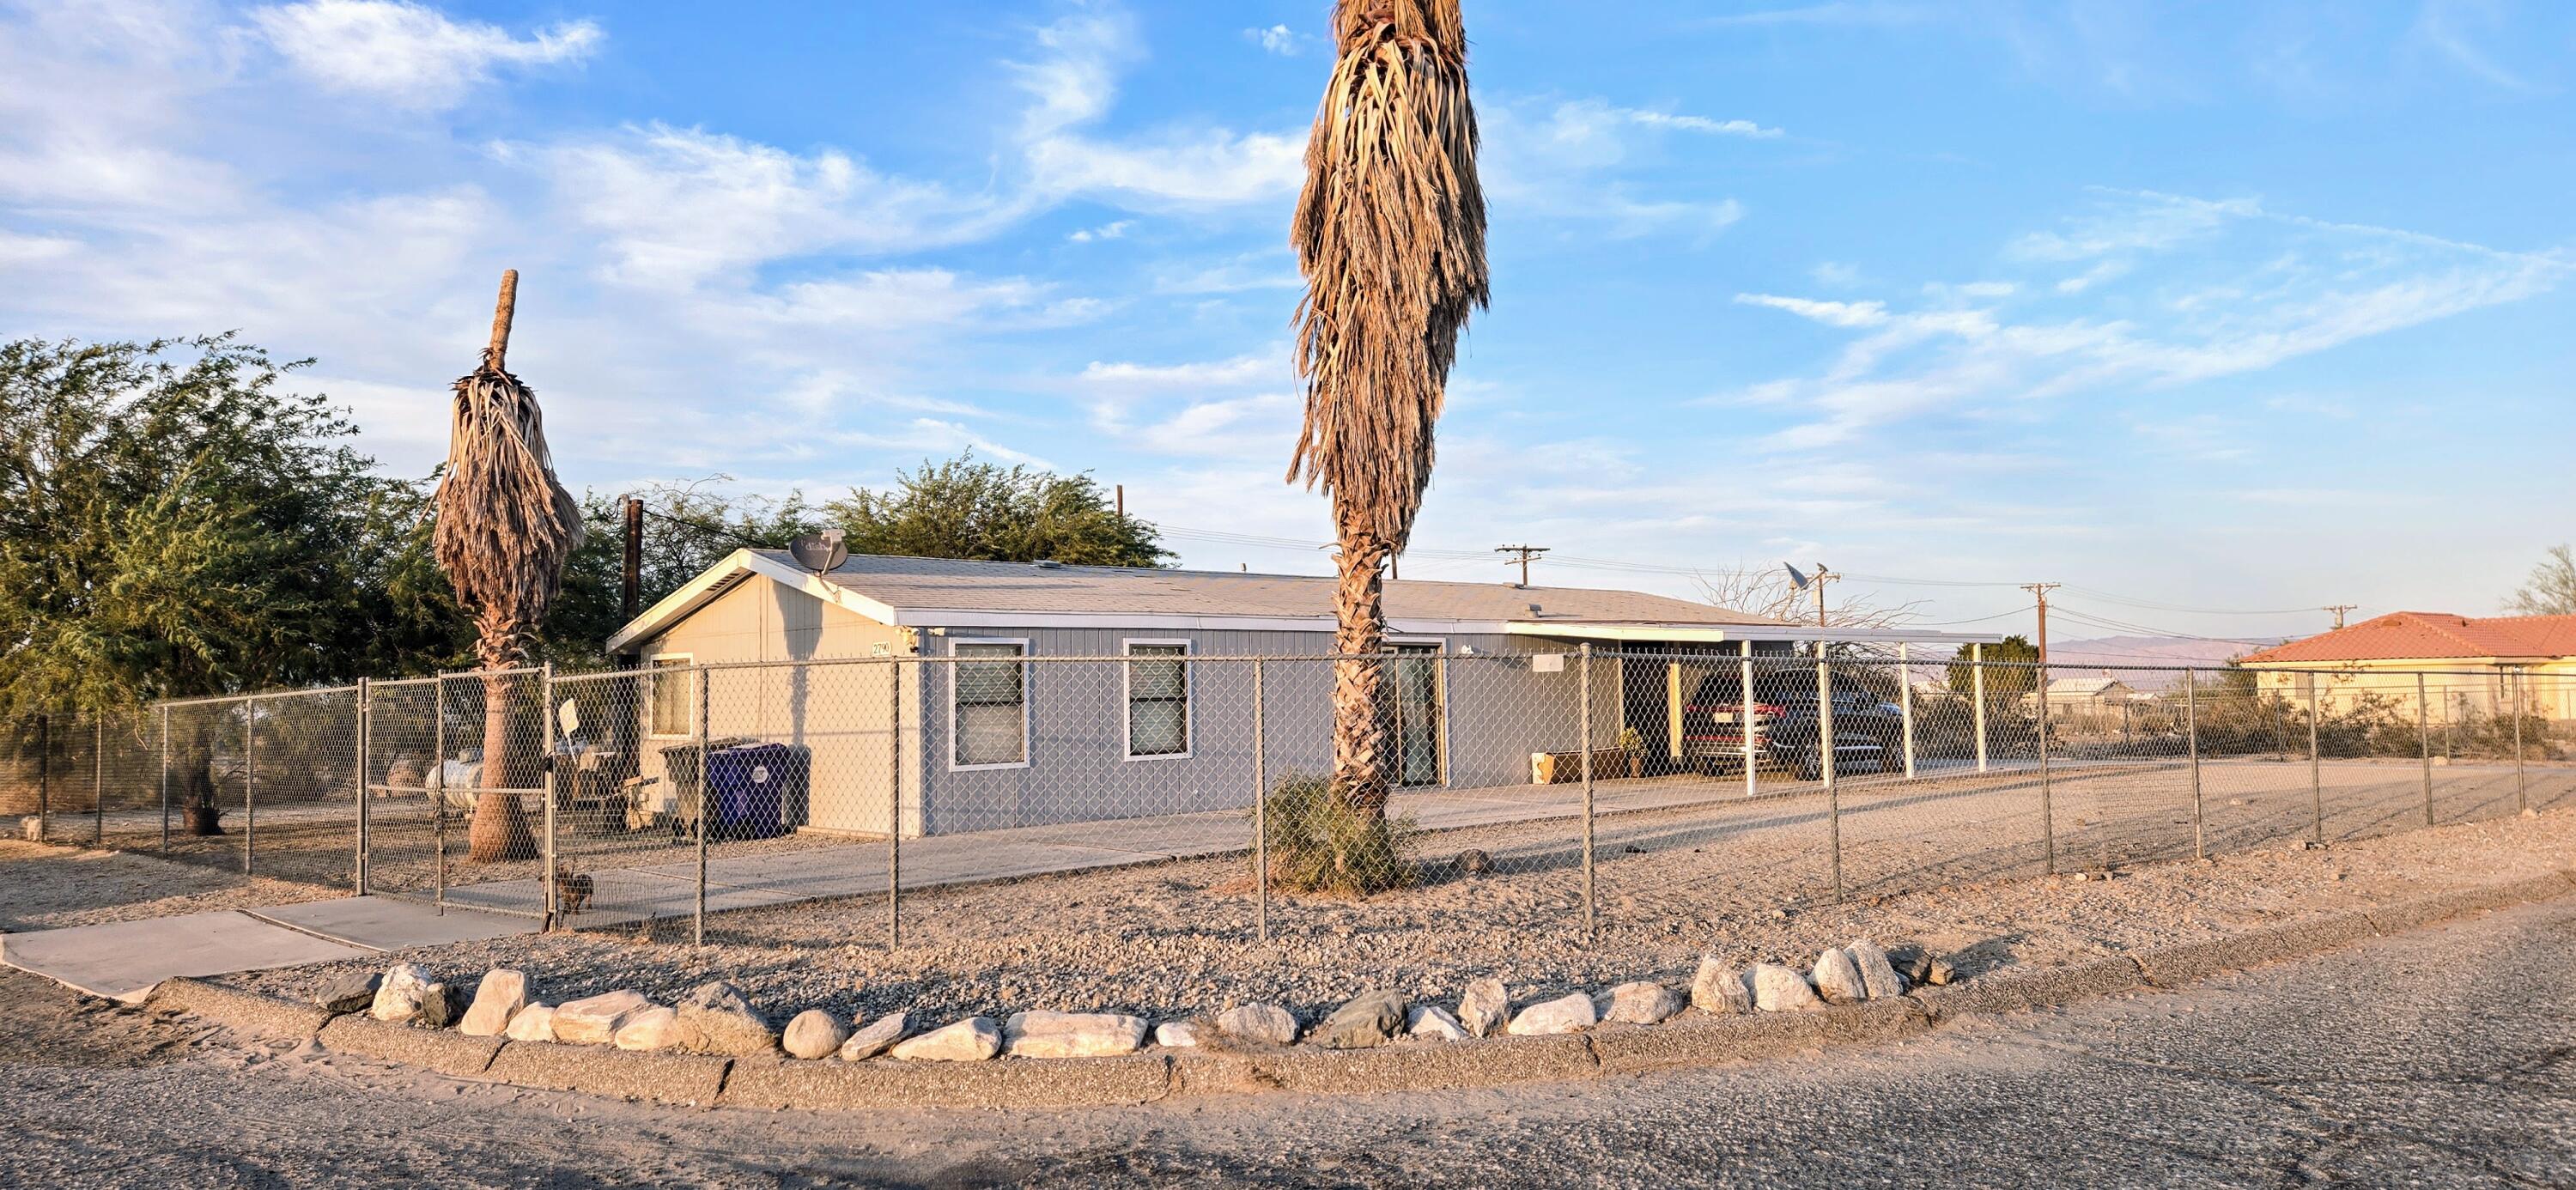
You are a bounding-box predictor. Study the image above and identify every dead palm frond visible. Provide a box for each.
[434,270,583,861]
[1290,0,1488,817]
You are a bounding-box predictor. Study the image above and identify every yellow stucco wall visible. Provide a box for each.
[2251,659,2576,721]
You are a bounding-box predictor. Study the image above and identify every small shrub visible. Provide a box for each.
[1256,772,1419,896]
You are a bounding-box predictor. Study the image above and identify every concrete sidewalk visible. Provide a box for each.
[1,898,532,1002]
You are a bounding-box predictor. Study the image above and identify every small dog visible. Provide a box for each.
[552,862,594,917]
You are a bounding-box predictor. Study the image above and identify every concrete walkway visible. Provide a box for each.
[1,897,530,1002]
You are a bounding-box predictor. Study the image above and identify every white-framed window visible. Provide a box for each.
[1122,639,1191,760]
[648,653,694,738]
[950,639,1030,769]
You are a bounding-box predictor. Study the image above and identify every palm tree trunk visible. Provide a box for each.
[465,626,534,862]
[1330,521,1393,818]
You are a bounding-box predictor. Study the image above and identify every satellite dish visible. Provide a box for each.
[789,529,848,574]
[1783,562,1811,591]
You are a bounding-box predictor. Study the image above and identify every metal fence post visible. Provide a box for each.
[1898,642,1916,779]
[695,664,710,948]
[34,713,46,842]
[2416,672,2433,827]
[2177,671,2200,860]
[540,664,557,927]
[1252,656,1268,944]
[1819,646,1842,902]
[2318,670,2339,845]
[94,717,105,845]
[1579,644,1597,938]
[158,704,170,853]
[355,677,371,896]
[1971,642,1989,774]
[2513,667,2528,814]
[2038,660,2055,875]
[243,699,256,875]
[434,673,448,912]
[1740,642,1757,799]
[887,657,902,950]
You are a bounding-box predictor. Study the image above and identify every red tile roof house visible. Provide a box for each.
[2237,611,2576,723]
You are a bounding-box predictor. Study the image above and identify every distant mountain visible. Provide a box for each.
[2044,635,2287,689]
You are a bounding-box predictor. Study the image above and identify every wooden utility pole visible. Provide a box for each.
[2021,583,2062,666]
[1115,484,1125,519]
[1496,544,1549,588]
[2324,604,2357,630]
[621,497,643,622]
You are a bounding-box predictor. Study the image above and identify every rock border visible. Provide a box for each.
[144,870,2576,1111]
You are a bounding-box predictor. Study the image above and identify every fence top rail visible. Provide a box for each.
[153,683,363,711]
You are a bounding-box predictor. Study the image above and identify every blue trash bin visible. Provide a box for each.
[702,743,808,841]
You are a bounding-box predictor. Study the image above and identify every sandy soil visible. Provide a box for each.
[0,840,342,932]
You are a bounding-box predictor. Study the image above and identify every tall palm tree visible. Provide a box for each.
[1289,0,1488,817]
[434,270,583,862]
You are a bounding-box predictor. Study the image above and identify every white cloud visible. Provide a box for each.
[1733,192,2567,451]
[1078,352,1284,392]
[1621,110,1785,139]
[1245,24,1300,55]
[252,0,599,112]
[1068,219,1133,242]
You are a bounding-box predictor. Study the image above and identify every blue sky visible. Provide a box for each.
[4,0,2571,643]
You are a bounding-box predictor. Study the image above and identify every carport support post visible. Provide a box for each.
[2306,674,2323,844]
[2185,671,2203,859]
[1971,643,1989,774]
[1579,644,1597,939]
[539,665,556,928]
[1818,645,1842,902]
[1740,641,1757,799]
[355,677,370,896]
[1251,657,1267,944]
[695,664,709,949]
[2416,672,2433,827]
[1898,643,1917,779]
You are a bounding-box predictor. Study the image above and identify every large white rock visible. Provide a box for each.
[675,981,776,1056]
[503,1004,556,1042]
[1692,956,1753,1015]
[1213,1003,1300,1047]
[613,1006,683,1051]
[1406,1005,1468,1042]
[552,990,653,1046]
[1458,978,1510,1039]
[1748,962,1824,1012]
[1847,939,1906,1000]
[369,963,435,1023]
[891,1017,1001,1063]
[782,1009,853,1060]
[1505,993,1597,1036]
[1005,1011,1149,1059]
[1597,981,1683,1025]
[1154,1021,1201,1048]
[839,1012,911,1061]
[457,969,528,1037]
[1812,948,1868,1005]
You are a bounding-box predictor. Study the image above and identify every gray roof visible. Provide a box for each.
[755,550,1783,627]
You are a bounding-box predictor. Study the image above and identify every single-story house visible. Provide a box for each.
[597,550,2002,838]
[2237,611,2576,722]
[2042,677,2136,713]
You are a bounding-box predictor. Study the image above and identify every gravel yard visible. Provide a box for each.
[219,792,2576,1035]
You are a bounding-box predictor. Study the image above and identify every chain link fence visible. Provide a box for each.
[3,653,2568,946]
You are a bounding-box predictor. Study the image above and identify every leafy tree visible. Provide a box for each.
[2507,544,2576,616]
[0,336,411,717]
[1946,634,2040,701]
[823,453,1168,568]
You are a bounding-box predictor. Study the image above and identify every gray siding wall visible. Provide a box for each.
[915,627,1620,835]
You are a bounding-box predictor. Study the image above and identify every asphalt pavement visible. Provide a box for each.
[3,896,2571,1187]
